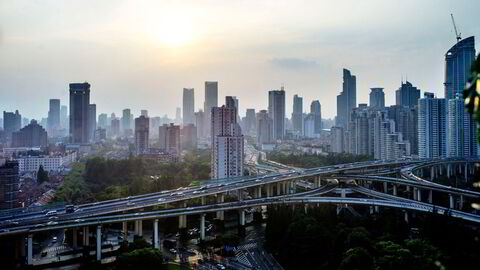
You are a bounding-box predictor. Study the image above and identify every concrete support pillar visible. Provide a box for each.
[216,194,225,220]
[276,182,281,196]
[20,237,25,257]
[428,190,433,204]
[447,164,451,178]
[257,186,262,198]
[417,189,422,202]
[465,163,468,182]
[459,195,464,209]
[72,228,78,249]
[369,206,374,214]
[282,182,287,194]
[304,204,308,214]
[239,210,245,226]
[201,196,206,205]
[122,222,128,237]
[374,206,379,213]
[341,189,346,198]
[96,225,102,261]
[393,185,397,196]
[179,202,187,228]
[431,166,435,181]
[83,226,89,246]
[238,189,243,201]
[266,184,271,197]
[413,188,418,201]
[200,214,206,240]
[383,182,388,193]
[449,194,454,209]
[138,220,143,236]
[27,234,33,265]
[153,219,159,249]
[406,186,410,192]
[134,220,139,235]
[404,212,409,223]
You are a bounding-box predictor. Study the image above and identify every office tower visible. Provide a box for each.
[22,118,29,128]
[445,36,476,100]
[0,118,3,130]
[447,93,478,158]
[292,94,303,135]
[387,105,418,155]
[0,160,19,209]
[159,124,181,154]
[336,69,357,128]
[158,124,167,149]
[40,118,48,129]
[110,118,120,137]
[195,110,206,139]
[134,115,149,155]
[3,110,21,141]
[94,128,107,142]
[47,99,60,134]
[150,117,161,138]
[256,110,274,145]
[330,126,344,153]
[60,105,68,130]
[183,88,195,125]
[204,81,218,138]
[88,104,96,142]
[303,114,316,138]
[268,88,286,140]
[347,104,375,156]
[369,88,385,109]
[69,83,90,143]
[244,109,256,136]
[372,111,410,160]
[98,113,108,129]
[11,120,48,147]
[122,109,132,136]
[141,110,148,117]
[175,107,182,124]
[395,81,420,108]
[181,124,197,150]
[211,105,244,179]
[418,93,447,158]
[310,100,322,134]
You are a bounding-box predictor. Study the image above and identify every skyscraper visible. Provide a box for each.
[122,109,132,136]
[47,99,60,134]
[88,104,96,142]
[292,94,303,135]
[446,93,478,158]
[135,115,149,155]
[418,93,447,158]
[60,105,68,130]
[175,107,182,124]
[336,69,357,128]
[69,82,90,143]
[268,88,285,140]
[159,123,181,154]
[195,110,206,139]
[330,126,344,153]
[387,105,418,155]
[204,81,218,138]
[3,110,21,141]
[98,113,108,129]
[0,160,19,209]
[181,124,197,150]
[211,101,244,179]
[141,110,149,117]
[245,109,256,136]
[11,120,48,148]
[369,88,385,109]
[444,36,476,100]
[256,110,274,145]
[395,81,420,108]
[310,100,322,134]
[183,88,195,125]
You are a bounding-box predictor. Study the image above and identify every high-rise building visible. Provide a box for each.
[3,110,21,141]
[387,105,418,155]
[183,88,195,125]
[257,110,274,145]
[134,115,149,155]
[47,99,60,134]
[303,114,316,138]
[88,104,96,142]
[446,93,478,158]
[60,105,68,130]
[195,110,206,139]
[122,109,132,136]
[268,88,286,140]
[444,36,476,100]
[330,126,344,153]
[69,82,90,143]
[395,81,420,108]
[204,81,218,138]
[347,104,375,156]
[159,123,181,154]
[141,110,149,117]
[98,113,108,129]
[292,94,303,135]
[11,120,48,148]
[110,118,120,138]
[418,92,447,158]
[336,69,357,128]
[181,124,197,150]
[244,109,256,136]
[0,160,19,209]
[369,88,385,109]
[310,100,322,134]
[211,101,244,179]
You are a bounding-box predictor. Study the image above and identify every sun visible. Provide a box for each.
[150,13,195,47]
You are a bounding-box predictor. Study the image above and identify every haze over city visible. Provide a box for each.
[1,0,479,119]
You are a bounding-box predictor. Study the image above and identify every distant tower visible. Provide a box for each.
[369,88,385,109]
[47,99,60,135]
[336,69,356,128]
[444,36,476,100]
[292,95,303,135]
[88,104,96,142]
[268,89,285,140]
[418,93,447,158]
[183,88,195,125]
[135,115,149,155]
[204,81,218,139]
[69,82,90,143]
[310,100,322,134]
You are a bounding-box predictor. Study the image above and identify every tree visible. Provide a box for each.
[116,248,163,270]
[37,165,49,184]
[339,247,374,270]
[464,54,480,136]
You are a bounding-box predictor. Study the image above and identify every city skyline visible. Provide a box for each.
[1,1,480,120]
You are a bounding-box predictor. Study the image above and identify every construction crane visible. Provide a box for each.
[450,13,462,43]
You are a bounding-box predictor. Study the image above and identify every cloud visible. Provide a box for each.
[269,57,317,69]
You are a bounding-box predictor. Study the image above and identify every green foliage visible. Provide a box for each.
[55,163,93,204]
[37,165,49,184]
[463,54,480,132]
[266,152,373,168]
[116,248,163,270]
[339,247,374,270]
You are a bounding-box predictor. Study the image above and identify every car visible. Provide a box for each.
[158,198,166,202]
[74,219,84,223]
[255,179,262,182]
[45,210,57,217]
[216,263,226,270]
[169,248,177,254]
[47,221,58,226]
[52,236,57,243]
[127,201,135,206]
[49,216,58,220]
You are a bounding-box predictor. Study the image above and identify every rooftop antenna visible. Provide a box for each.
[450,13,462,43]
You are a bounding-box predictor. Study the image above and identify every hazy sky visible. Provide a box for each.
[1,0,479,120]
